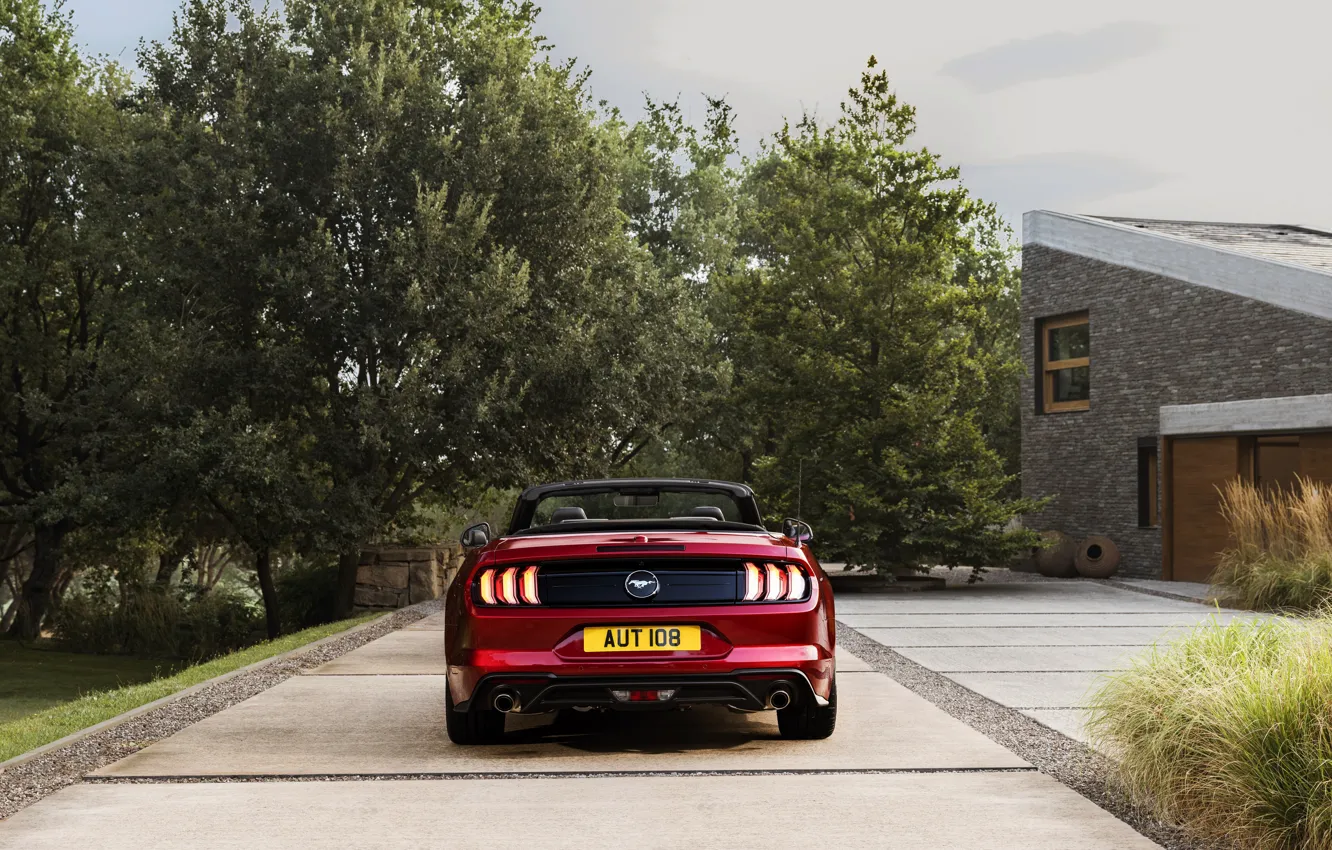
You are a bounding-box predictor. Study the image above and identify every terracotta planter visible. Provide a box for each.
[1034,530,1079,578]
[1075,535,1121,578]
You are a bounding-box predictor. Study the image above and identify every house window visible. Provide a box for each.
[1138,440,1159,527]
[1255,435,1301,493]
[1039,311,1089,413]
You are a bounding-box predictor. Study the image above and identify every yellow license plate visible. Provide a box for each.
[583,625,701,653]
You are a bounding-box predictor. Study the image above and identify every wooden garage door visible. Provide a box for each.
[1170,437,1241,582]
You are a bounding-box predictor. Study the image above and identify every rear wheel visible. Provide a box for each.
[777,679,837,740]
[445,681,506,745]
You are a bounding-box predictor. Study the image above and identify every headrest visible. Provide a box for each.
[549,506,589,523]
[690,506,726,521]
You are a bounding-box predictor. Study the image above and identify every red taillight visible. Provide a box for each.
[786,564,806,600]
[519,565,540,605]
[476,565,541,606]
[743,562,764,601]
[743,562,809,603]
[764,562,786,601]
[498,567,518,604]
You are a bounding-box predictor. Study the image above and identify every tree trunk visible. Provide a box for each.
[334,549,361,620]
[0,568,21,633]
[0,524,27,593]
[8,523,65,640]
[254,547,281,639]
[155,538,191,588]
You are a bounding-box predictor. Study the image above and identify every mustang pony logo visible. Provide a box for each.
[624,570,660,599]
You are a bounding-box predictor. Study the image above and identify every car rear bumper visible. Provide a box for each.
[455,668,827,714]
[448,643,834,710]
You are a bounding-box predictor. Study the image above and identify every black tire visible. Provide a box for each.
[445,681,506,745]
[777,679,837,740]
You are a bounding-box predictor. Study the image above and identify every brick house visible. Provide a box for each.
[1020,211,1332,580]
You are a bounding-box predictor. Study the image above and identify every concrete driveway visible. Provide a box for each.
[0,605,1165,849]
[842,579,1265,742]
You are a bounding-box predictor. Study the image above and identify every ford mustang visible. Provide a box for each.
[443,478,836,744]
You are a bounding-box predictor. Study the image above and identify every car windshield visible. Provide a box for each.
[532,490,745,526]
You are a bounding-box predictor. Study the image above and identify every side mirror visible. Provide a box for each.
[460,522,492,549]
[783,518,814,544]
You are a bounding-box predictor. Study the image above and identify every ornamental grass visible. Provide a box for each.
[1213,477,1332,612]
[1086,615,1332,850]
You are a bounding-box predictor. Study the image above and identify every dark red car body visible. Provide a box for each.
[442,479,836,742]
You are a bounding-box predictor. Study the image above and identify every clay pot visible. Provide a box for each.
[1034,530,1079,578]
[1075,535,1121,578]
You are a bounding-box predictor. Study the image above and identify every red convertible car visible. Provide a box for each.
[443,478,836,744]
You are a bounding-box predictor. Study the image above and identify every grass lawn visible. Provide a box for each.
[0,612,382,763]
[0,643,185,725]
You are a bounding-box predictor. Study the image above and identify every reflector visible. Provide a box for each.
[610,689,676,702]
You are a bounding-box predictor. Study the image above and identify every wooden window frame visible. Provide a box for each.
[1040,311,1090,413]
[1137,439,1159,528]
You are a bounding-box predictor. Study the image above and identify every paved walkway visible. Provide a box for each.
[0,598,1168,848]
[843,579,1265,742]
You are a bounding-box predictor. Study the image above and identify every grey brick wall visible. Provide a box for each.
[1020,245,1332,578]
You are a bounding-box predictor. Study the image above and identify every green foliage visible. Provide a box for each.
[716,58,1040,572]
[1087,614,1332,850]
[54,566,261,660]
[128,0,712,621]
[0,0,1039,642]
[275,555,341,631]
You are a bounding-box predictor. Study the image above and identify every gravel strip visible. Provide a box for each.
[0,600,442,820]
[89,766,1035,783]
[836,624,1229,850]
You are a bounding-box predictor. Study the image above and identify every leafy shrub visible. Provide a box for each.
[1087,615,1332,850]
[1214,478,1332,611]
[55,567,261,660]
[275,555,341,631]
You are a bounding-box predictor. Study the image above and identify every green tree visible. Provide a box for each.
[134,0,711,621]
[0,0,145,638]
[614,96,746,476]
[732,58,1039,573]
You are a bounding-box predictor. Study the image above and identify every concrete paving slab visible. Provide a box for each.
[1022,709,1092,744]
[835,645,874,672]
[893,644,1149,673]
[3,773,1160,849]
[858,625,1189,647]
[839,611,1255,628]
[834,582,1208,614]
[403,611,448,630]
[944,671,1111,710]
[96,671,1027,777]
[307,630,446,675]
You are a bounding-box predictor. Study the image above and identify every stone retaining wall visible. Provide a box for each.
[353,545,465,610]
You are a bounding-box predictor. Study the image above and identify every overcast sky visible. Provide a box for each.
[65,0,1332,234]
